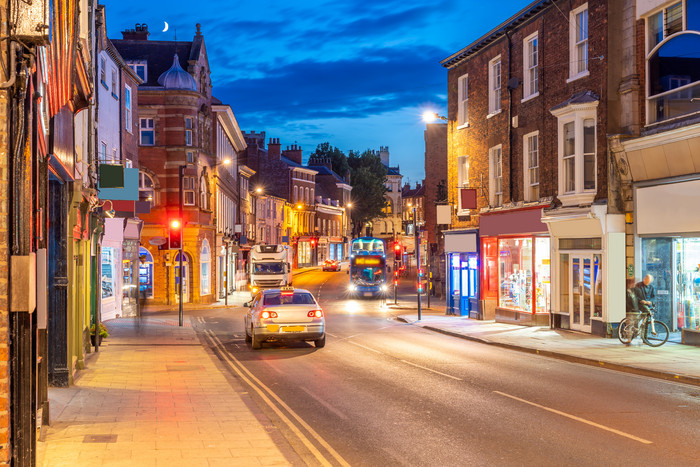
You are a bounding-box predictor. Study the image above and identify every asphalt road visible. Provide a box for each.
[195,268,700,466]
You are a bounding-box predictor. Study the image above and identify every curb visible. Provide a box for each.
[397,317,700,387]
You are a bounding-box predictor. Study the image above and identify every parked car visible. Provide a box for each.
[323,259,341,271]
[244,287,326,349]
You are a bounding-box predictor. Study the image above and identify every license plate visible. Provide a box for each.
[364,292,372,297]
[282,326,305,333]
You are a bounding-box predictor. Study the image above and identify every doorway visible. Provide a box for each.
[174,252,190,303]
[567,253,602,332]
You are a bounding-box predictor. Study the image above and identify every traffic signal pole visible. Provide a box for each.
[178,165,185,327]
[414,207,421,320]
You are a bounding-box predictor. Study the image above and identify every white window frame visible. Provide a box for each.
[552,102,599,206]
[200,239,211,296]
[523,32,539,101]
[523,131,539,202]
[457,74,469,127]
[128,62,147,82]
[568,3,589,82]
[139,172,156,206]
[488,145,503,207]
[140,118,155,146]
[183,177,196,206]
[488,56,502,116]
[200,176,208,209]
[457,155,470,215]
[185,117,193,146]
[186,151,195,163]
[99,142,107,163]
[111,68,118,99]
[124,85,132,133]
[100,57,107,88]
[646,1,684,52]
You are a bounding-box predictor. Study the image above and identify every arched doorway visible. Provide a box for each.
[139,247,154,300]
[174,252,191,303]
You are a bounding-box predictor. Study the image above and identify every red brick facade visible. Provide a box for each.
[423,123,447,246]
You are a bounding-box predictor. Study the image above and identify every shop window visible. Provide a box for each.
[101,247,115,300]
[139,247,154,299]
[535,237,551,313]
[498,238,533,312]
[559,237,602,249]
[201,239,211,295]
[481,237,498,300]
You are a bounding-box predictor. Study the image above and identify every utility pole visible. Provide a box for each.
[224,235,229,307]
[178,165,185,326]
[414,206,421,320]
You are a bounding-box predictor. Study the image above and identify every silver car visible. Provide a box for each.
[244,287,326,349]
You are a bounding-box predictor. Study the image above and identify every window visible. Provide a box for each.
[523,32,539,99]
[524,132,539,201]
[384,199,393,214]
[646,1,700,124]
[457,155,470,214]
[185,117,193,146]
[111,69,118,98]
[186,151,194,163]
[124,85,132,132]
[569,4,589,79]
[99,142,107,163]
[458,74,469,126]
[139,172,155,206]
[183,177,195,205]
[311,188,315,202]
[140,118,155,146]
[552,101,598,205]
[200,239,211,295]
[200,176,209,209]
[489,145,503,207]
[128,62,147,82]
[100,57,107,88]
[305,187,309,203]
[294,186,298,202]
[488,56,501,114]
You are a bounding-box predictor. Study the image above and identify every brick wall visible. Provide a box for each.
[423,124,447,245]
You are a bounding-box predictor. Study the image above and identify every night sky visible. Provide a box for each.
[105,0,527,184]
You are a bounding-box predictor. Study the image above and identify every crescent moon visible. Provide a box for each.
[163,21,169,33]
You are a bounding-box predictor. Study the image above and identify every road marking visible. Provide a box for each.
[204,330,351,467]
[493,391,653,445]
[348,341,382,354]
[400,360,462,381]
[301,386,348,420]
[326,332,338,338]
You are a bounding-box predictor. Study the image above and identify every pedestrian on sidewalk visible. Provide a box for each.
[634,274,655,314]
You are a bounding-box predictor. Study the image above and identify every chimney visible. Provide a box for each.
[121,23,150,40]
[268,138,281,160]
[284,144,303,165]
[308,155,333,170]
[379,146,390,166]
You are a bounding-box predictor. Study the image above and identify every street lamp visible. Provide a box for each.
[422,111,448,123]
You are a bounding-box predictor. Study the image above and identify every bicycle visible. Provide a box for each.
[617,302,670,347]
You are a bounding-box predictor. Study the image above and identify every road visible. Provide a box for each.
[192,268,700,466]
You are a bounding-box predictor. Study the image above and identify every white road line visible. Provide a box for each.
[326,332,338,338]
[400,360,463,381]
[205,330,351,467]
[348,341,382,354]
[301,386,348,420]
[493,391,653,445]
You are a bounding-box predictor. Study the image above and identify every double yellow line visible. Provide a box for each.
[203,329,350,467]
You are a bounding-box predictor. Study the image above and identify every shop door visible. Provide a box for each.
[570,255,592,332]
[175,253,190,303]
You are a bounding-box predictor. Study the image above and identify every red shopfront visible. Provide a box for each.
[480,207,551,326]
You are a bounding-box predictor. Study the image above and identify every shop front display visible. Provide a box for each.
[297,239,312,267]
[139,246,154,300]
[444,229,478,317]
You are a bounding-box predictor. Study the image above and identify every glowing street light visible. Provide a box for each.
[422,111,447,123]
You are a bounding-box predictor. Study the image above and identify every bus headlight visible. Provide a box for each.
[348,284,356,292]
[381,284,388,292]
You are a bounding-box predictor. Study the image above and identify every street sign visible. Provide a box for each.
[149,236,166,246]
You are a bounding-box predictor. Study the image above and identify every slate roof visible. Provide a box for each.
[550,90,600,112]
[111,40,197,87]
[307,165,346,184]
[387,166,401,176]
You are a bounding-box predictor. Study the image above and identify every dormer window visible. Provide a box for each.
[128,61,147,82]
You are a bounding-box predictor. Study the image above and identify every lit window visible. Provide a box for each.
[458,74,469,126]
[569,4,589,79]
[139,172,155,206]
[523,32,539,99]
[488,56,501,114]
[489,145,503,207]
[140,118,155,146]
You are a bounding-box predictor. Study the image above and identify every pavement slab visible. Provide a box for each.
[37,317,291,467]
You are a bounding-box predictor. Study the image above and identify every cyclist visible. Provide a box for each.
[634,274,655,314]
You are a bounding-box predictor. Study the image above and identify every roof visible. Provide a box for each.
[157,54,197,90]
[306,165,346,184]
[441,0,550,69]
[111,39,195,87]
[403,185,425,198]
[387,166,401,176]
[550,90,600,112]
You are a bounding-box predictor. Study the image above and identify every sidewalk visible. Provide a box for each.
[393,308,700,387]
[37,317,291,466]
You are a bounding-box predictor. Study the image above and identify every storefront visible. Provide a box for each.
[101,218,123,321]
[480,207,551,325]
[121,219,142,318]
[444,229,478,317]
[636,179,700,343]
[543,204,625,336]
[139,246,154,300]
[218,243,237,298]
[328,237,344,261]
[296,237,313,267]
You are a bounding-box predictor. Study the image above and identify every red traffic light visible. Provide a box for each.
[169,218,182,249]
[418,268,424,277]
[310,239,316,247]
[170,219,181,229]
[394,280,398,286]
[394,242,401,252]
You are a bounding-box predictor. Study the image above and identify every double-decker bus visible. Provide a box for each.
[348,237,388,297]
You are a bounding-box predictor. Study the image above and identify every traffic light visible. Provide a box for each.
[418,268,424,278]
[310,237,317,247]
[394,242,401,254]
[169,218,182,249]
[417,282,424,294]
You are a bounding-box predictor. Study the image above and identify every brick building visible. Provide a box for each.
[114,23,220,305]
[371,147,403,239]
[610,0,700,343]
[441,0,630,336]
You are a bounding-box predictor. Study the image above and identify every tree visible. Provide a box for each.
[348,150,387,237]
[313,142,350,181]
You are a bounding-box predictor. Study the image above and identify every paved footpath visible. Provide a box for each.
[37,317,291,467]
[395,308,700,387]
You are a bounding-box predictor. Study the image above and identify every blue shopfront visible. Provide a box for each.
[444,229,479,317]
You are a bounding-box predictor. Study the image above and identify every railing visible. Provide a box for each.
[648,81,700,124]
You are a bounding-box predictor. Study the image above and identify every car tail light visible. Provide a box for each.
[308,309,323,318]
[261,310,278,319]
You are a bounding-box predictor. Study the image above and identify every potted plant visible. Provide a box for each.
[90,323,109,345]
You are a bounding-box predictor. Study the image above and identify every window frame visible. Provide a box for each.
[99,141,107,164]
[111,68,118,99]
[523,31,539,101]
[124,85,132,133]
[489,145,503,207]
[457,155,470,215]
[523,131,540,202]
[100,57,107,88]
[568,3,590,82]
[488,56,502,116]
[185,117,193,146]
[139,172,156,206]
[183,177,196,206]
[457,74,469,127]
[200,239,211,296]
[140,118,155,146]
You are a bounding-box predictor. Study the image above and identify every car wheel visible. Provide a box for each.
[314,334,326,348]
[251,327,262,349]
[245,327,252,343]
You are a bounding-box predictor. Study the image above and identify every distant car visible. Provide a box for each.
[244,287,326,349]
[323,259,341,271]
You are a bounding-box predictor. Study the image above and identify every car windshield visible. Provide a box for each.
[253,262,285,274]
[263,292,316,306]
